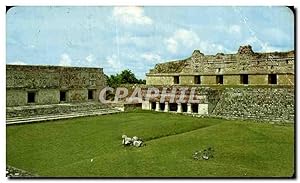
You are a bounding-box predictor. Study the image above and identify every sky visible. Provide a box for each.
[6,6,294,79]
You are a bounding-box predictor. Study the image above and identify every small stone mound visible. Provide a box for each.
[238,45,254,55]
[122,135,145,147]
[6,166,35,177]
[193,147,214,160]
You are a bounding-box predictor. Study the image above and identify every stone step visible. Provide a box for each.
[6,110,121,125]
[6,108,113,120]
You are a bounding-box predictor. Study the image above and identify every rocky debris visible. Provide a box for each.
[193,147,214,160]
[192,50,204,57]
[122,135,145,147]
[6,166,35,177]
[151,60,188,73]
[238,45,254,55]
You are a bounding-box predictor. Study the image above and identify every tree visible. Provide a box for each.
[106,69,145,88]
[119,70,138,84]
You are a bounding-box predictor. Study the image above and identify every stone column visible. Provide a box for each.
[198,103,208,115]
[142,101,150,110]
[177,103,182,113]
[155,102,160,111]
[187,103,192,113]
[164,102,169,112]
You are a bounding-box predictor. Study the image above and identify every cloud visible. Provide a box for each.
[243,36,281,52]
[165,38,178,54]
[260,43,279,52]
[113,6,153,25]
[8,60,27,65]
[59,53,72,66]
[215,24,241,35]
[119,35,144,46]
[105,54,122,71]
[140,53,161,63]
[165,29,200,54]
[164,28,229,54]
[244,36,258,45]
[85,54,95,63]
[199,42,229,54]
[228,25,241,34]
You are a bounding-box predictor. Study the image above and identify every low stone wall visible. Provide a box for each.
[6,102,110,118]
[212,87,294,122]
[6,165,36,177]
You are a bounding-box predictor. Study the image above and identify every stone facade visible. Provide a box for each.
[6,65,106,107]
[6,102,108,118]
[212,87,294,122]
[146,45,294,86]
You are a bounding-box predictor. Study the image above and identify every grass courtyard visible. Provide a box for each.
[6,111,294,177]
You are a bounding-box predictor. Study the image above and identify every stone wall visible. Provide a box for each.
[212,87,294,122]
[6,102,109,118]
[6,65,106,106]
[146,75,174,85]
[146,45,294,86]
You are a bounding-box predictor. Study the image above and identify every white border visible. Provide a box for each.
[1,1,298,183]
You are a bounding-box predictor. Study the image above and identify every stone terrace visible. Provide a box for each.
[212,87,294,122]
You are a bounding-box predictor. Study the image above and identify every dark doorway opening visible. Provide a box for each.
[174,76,179,84]
[27,92,36,103]
[191,104,198,113]
[151,102,156,110]
[182,103,188,112]
[60,91,66,102]
[169,103,178,111]
[240,74,249,84]
[268,74,277,84]
[216,75,223,84]
[194,75,201,84]
[160,103,165,111]
[88,89,95,100]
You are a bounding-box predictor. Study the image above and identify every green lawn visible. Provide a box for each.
[6,111,294,177]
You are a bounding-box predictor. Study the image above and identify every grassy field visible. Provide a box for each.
[6,111,294,177]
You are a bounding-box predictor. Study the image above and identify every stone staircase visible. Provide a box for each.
[6,102,123,125]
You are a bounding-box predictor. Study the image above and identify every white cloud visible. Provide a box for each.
[260,42,279,52]
[215,24,241,35]
[117,35,151,47]
[244,36,258,45]
[140,53,161,63]
[165,38,178,53]
[164,28,233,55]
[228,25,241,34]
[164,29,200,53]
[85,54,95,63]
[59,53,72,66]
[113,6,153,25]
[243,36,279,52]
[105,54,122,71]
[199,42,229,54]
[8,60,27,65]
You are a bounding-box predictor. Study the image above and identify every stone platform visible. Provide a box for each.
[6,102,122,125]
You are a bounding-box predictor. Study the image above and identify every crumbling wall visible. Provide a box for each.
[212,87,294,122]
[6,65,106,106]
[146,45,294,86]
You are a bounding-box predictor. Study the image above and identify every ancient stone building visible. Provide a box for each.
[146,45,294,86]
[143,45,294,122]
[6,65,106,107]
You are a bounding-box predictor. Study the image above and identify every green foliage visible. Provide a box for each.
[106,69,145,88]
[7,112,294,177]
